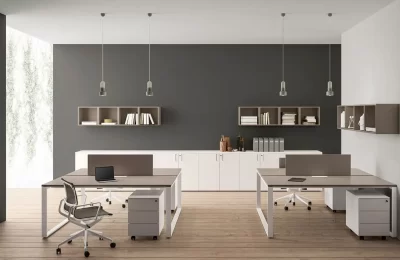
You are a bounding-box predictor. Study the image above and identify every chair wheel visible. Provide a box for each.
[106,198,109,202]
[84,251,90,257]
[109,201,112,205]
[153,236,158,240]
[56,248,61,255]
[382,236,386,240]
[284,206,288,211]
[67,240,72,244]
[131,236,135,241]
[122,204,126,208]
[110,242,116,248]
[99,237,103,240]
[307,206,311,210]
[274,202,277,206]
[293,202,295,206]
[125,199,128,203]
[308,201,312,205]
[333,210,337,213]
[360,236,364,240]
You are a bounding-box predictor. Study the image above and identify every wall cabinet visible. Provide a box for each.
[219,153,240,191]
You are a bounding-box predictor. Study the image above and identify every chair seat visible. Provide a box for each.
[74,206,112,219]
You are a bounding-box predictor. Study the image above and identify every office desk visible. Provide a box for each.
[256,168,397,238]
[42,168,182,239]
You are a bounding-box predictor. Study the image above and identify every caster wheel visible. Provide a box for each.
[106,198,109,202]
[99,237,103,240]
[307,206,311,210]
[131,236,136,241]
[109,201,112,205]
[382,236,386,240]
[56,248,61,255]
[274,202,277,206]
[360,236,365,240]
[67,240,72,244]
[84,251,90,257]
[293,202,296,206]
[125,199,128,203]
[153,236,158,240]
[308,201,312,205]
[110,242,116,248]
[288,200,292,203]
[284,206,289,211]
[333,210,337,213]
[122,204,126,208]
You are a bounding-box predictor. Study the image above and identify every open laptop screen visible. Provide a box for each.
[95,166,115,181]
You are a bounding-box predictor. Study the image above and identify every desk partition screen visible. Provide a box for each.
[286,154,351,176]
[88,154,153,176]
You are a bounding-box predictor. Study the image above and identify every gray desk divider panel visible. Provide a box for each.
[286,154,351,176]
[88,154,153,176]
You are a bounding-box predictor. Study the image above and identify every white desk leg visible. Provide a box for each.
[267,187,274,238]
[391,186,397,238]
[165,187,172,238]
[42,187,48,238]
[256,174,261,208]
[177,173,182,208]
[81,188,86,204]
[42,187,69,238]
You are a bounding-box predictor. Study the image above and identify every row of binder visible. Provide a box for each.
[253,137,284,152]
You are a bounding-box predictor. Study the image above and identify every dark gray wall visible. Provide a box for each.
[54,44,341,178]
[0,13,6,222]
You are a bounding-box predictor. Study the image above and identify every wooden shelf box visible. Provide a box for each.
[78,107,98,125]
[337,104,399,134]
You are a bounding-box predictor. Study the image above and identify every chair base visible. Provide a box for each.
[57,228,114,257]
[274,192,312,210]
[91,190,127,208]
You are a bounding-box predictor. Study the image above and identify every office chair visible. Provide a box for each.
[273,158,312,210]
[57,178,116,258]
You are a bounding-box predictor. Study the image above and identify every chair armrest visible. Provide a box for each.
[73,202,103,221]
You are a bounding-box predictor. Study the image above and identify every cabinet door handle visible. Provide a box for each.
[261,154,264,161]
[221,154,224,161]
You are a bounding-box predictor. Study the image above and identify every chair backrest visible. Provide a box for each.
[61,178,78,212]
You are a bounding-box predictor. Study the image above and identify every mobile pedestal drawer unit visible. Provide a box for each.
[128,190,165,240]
[346,190,390,240]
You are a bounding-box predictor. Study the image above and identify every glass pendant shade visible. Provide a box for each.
[326,81,334,96]
[99,80,107,96]
[279,81,287,96]
[146,81,153,96]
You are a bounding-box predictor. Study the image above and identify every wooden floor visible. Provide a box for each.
[1,189,400,259]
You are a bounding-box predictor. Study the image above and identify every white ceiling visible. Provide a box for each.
[0,0,394,44]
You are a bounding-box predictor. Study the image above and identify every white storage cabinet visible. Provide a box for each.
[128,190,165,240]
[346,190,390,240]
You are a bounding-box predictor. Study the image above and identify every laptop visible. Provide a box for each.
[95,166,117,182]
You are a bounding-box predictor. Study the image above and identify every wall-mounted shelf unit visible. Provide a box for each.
[337,104,399,134]
[238,106,320,126]
[78,106,161,126]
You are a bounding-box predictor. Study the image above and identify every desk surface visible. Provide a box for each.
[257,168,371,176]
[45,168,181,188]
[258,174,396,188]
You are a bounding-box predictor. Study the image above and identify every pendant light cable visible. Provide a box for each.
[101,13,104,82]
[282,13,285,82]
[328,13,332,82]
[148,13,151,82]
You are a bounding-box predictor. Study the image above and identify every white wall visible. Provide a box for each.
[342,0,400,237]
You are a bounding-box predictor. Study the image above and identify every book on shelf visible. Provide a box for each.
[259,112,270,125]
[124,113,138,125]
[282,122,295,125]
[101,122,116,125]
[365,127,376,132]
[302,122,316,125]
[81,121,97,125]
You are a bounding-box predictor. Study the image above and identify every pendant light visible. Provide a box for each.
[146,13,154,96]
[326,13,334,96]
[99,13,107,96]
[279,13,287,96]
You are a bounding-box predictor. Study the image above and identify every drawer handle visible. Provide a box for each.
[386,200,388,203]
